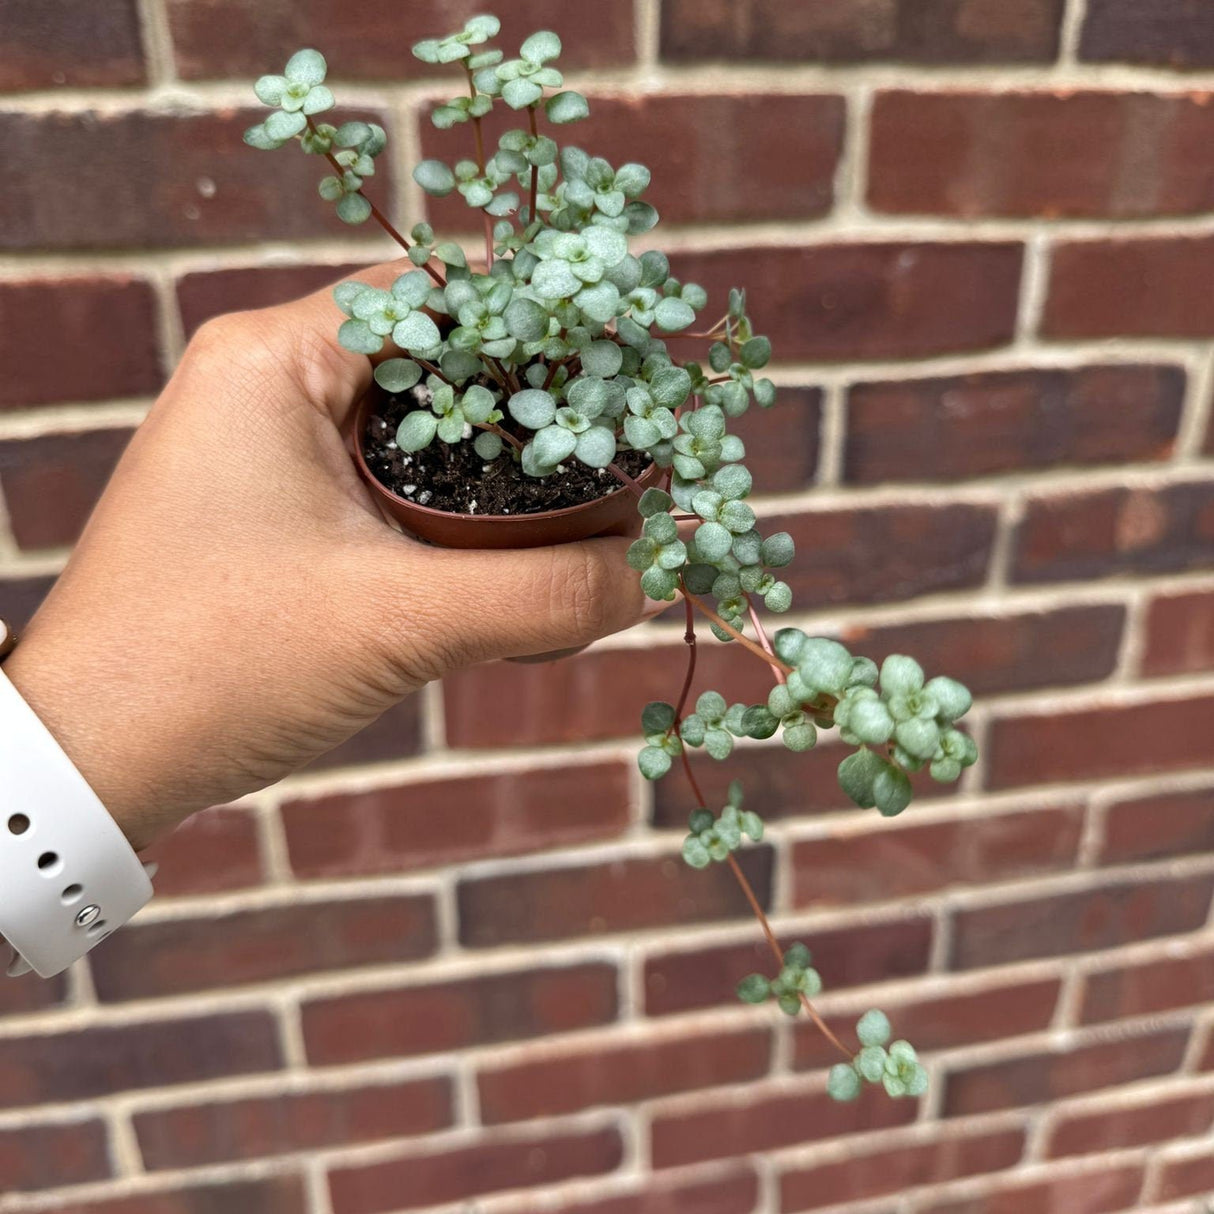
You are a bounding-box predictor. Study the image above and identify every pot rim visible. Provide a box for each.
[352,389,652,525]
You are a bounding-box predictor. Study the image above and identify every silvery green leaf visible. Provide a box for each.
[654,296,696,332]
[857,1009,892,1048]
[264,109,306,140]
[694,521,733,563]
[881,655,925,698]
[574,280,621,323]
[254,74,288,105]
[508,388,557,430]
[837,747,886,810]
[531,259,580,299]
[640,565,678,600]
[575,426,616,468]
[332,281,367,316]
[332,192,369,223]
[595,189,625,217]
[504,296,549,341]
[285,48,327,86]
[437,40,471,62]
[391,271,432,308]
[580,340,623,378]
[521,29,562,62]
[396,410,437,452]
[301,85,334,114]
[828,1065,862,1103]
[894,717,940,762]
[374,358,423,393]
[613,162,651,197]
[392,311,441,351]
[582,224,628,265]
[485,191,519,217]
[624,415,660,449]
[502,77,544,109]
[459,384,497,424]
[436,413,465,443]
[681,834,710,867]
[545,90,589,124]
[337,319,382,354]
[534,424,577,465]
[924,676,972,722]
[473,431,504,460]
[242,122,285,150]
[624,201,659,233]
[413,159,456,196]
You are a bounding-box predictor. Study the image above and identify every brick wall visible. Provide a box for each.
[2,1,1214,1211]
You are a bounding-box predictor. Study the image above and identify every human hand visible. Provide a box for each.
[4,258,662,851]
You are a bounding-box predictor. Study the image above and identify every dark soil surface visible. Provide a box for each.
[362,388,652,516]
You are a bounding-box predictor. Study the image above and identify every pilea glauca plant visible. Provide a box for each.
[244,14,977,1106]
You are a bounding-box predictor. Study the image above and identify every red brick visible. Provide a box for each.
[1047,1087,1214,1157]
[660,0,1064,63]
[0,1117,110,1192]
[134,1075,453,1169]
[302,962,619,1066]
[282,761,632,879]
[942,1027,1190,1116]
[1099,786,1214,864]
[651,1079,916,1169]
[0,957,68,1017]
[304,697,423,770]
[478,1026,770,1124]
[872,91,1214,218]
[327,1125,624,1213]
[843,606,1125,696]
[1044,235,1214,338]
[0,108,392,251]
[169,0,636,80]
[770,502,999,608]
[779,1125,1025,1211]
[0,0,145,90]
[43,1176,309,1214]
[792,805,1083,908]
[1079,944,1214,1024]
[0,1011,281,1108]
[424,93,845,228]
[176,261,370,336]
[672,243,1022,362]
[141,805,264,897]
[729,387,822,493]
[443,637,769,749]
[915,1163,1144,1214]
[949,873,1214,969]
[457,847,774,948]
[986,694,1214,788]
[1142,589,1214,676]
[1156,1149,1214,1200]
[90,894,438,1001]
[0,278,162,408]
[491,1168,761,1214]
[0,574,55,631]
[1011,482,1214,584]
[793,978,1062,1071]
[655,737,958,829]
[845,366,1183,483]
[645,914,933,1017]
[0,427,133,551]
[1080,0,1214,68]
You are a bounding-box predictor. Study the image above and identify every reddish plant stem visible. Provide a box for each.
[479,422,524,452]
[464,67,496,269]
[527,104,541,223]
[670,592,699,723]
[414,357,454,386]
[684,592,792,673]
[607,462,645,497]
[747,598,785,684]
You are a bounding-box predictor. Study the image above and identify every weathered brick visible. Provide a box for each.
[1047,1087,1214,1157]
[779,1125,1025,1211]
[134,1076,453,1169]
[792,805,1083,907]
[169,0,636,80]
[327,1125,624,1213]
[0,966,68,1018]
[0,1011,281,1108]
[1156,1148,1214,1200]
[844,366,1183,483]
[671,244,1022,362]
[793,978,1062,1071]
[651,1080,915,1169]
[1044,236,1214,338]
[0,278,162,408]
[141,805,264,897]
[490,1168,761,1214]
[0,1117,110,1192]
[1081,0,1214,68]
[871,91,1214,218]
[282,760,631,878]
[303,962,619,1066]
[90,894,438,1001]
[176,261,371,336]
[645,915,933,1017]
[1099,786,1214,865]
[0,575,55,631]
[1142,589,1214,676]
[1079,944,1214,1024]
[942,1027,1190,1116]
[0,0,145,90]
[986,694,1214,788]
[661,0,1064,64]
[423,94,845,228]
[40,1176,309,1214]
[0,427,133,551]
[915,1163,1144,1214]
[479,1026,770,1124]
[1012,482,1214,584]
[457,848,774,948]
[950,873,1214,969]
[0,109,392,251]
[842,606,1125,696]
[728,387,822,493]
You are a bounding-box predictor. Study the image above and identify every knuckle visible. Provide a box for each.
[563,543,614,640]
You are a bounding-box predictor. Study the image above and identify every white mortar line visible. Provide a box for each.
[1059,0,1091,66]
[134,0,177,88]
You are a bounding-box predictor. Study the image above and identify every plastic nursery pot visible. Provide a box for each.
[352,387,662,550]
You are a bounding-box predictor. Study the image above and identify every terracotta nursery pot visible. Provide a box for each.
[352,387,662,549]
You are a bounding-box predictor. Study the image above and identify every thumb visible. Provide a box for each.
[428,536,670,666]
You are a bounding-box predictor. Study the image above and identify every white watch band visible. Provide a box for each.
[0,667,153,978]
